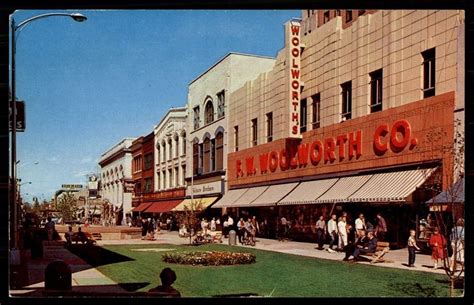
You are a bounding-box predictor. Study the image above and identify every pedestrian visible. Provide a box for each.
[337,215,348,250]
[64,226,74,245]
[355,213,366,237]
[375,213,388,241]
[141,218,148,240]
[326,214,338,253]
[148,218,155,240]
[343,229,368,261]
[148,267,181,297]
[237,218,245,244]
[45,217,55,241]
[210,217,216,231]
[280,216,288,241]
[429,227,446,269]
[407,229,421,267]
[449,218,464,272]
[315,215,326,250]
[251,216,260,236]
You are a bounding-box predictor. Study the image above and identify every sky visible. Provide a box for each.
[13,9,300,203]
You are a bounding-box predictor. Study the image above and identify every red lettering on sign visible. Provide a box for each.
[310,140,323,165]
[291,48,299,57]
[292,91,299,100]
[291,25,300,35]
[292,125,299,135]
[292,58,299,68]
[279,149,289,170]
[297,143,309,166]
[236,160,243,178]
[390,119,411,152]
[245,157,255,176]
[269,151,279,172]
[259,153,269,174]
[373,124,389,155]
[292,80,299,89]
[336,134,348,161]
[348,130,362,159]
[292,101,299,110]
[291,37,299,46]
[291,69,300,79]
[324,138,336,162]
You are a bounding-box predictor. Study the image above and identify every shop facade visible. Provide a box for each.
[213,10,464,246]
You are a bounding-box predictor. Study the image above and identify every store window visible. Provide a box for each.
[216,132,224,170]
[217,90,225,118]
[370,69,383,113]
[422,48,436,98]
[312,93,321,129]
[341,81,352,121]
[234,126,239,152]
[251,118,258,147]
[266,112,273,143]
[205,100,214,125]
[300,99,307,133]
[193,106,200,130]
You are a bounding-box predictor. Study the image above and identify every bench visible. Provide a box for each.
[91,232,102,240]
[359,241,391,264]
[70,232,96,245]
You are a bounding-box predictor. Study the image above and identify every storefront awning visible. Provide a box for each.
[426,177,464,204]
[211,188,249,208]
[143,200,182,213]
[315,175,372,203]
[349,168,437,202]
[131,202,152,212]
[278,178,339,205]
[172,197,218,211]
[230,186,269,207]
[250,182,299,207]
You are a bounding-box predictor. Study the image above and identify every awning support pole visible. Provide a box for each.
[329,202,337,217]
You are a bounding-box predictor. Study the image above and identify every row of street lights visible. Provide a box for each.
[10,12,87,252]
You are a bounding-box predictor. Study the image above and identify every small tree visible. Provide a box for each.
[56,192,79,223]
[179,199,204,245]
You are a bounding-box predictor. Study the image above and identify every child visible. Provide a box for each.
[407,229,420,267]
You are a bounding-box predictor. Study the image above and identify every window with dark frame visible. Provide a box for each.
[182,134,186,155]
[216,132,224,170]
[266,112,273,142]
[204,100,214,125]
[210,138,216,172]
[345,10,353,23]
[300,99,307,133]
[192,141,198,175]
[174,137,179,158]
[341,81,352,121]
[144,153,153,170]
[251,118,258,147]
[312,93,321,129]
[370,69,383,113]
[168,169,173,188]
[144,178,152,193]
[217,90,225,118]
[174,166,179,187]
[336,10,342,17]
[193,106,200,130]
[168,139,172,160]
[203,137,210,173]
[157,172,160,190]
[234,126,239,152]
[422,48,436,98]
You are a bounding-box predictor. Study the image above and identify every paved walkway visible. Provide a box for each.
[11,230,457,296]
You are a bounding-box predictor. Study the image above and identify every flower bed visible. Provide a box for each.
[162,251,256,266]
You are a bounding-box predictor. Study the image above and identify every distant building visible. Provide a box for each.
[98,137,136,224]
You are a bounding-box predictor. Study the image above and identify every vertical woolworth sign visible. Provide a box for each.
[288,20,302,138]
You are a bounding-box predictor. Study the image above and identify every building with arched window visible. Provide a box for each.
[186,52,275,209]
[99,137,136,224]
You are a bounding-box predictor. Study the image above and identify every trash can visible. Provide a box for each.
[229,230,236,246]
[45,260,72,291]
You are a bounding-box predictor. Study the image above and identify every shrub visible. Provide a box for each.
[162,251,256,266]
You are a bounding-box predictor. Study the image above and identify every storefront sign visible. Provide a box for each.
[236,119,416,178]
[287,20,302,139]
[186,180,222,196]
[142,188,186,201]
[61,184,83,189]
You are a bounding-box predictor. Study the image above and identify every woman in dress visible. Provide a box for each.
[428,227,446,269]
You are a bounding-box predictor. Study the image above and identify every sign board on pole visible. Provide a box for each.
[9,101,26,132]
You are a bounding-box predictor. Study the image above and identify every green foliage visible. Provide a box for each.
[162,251,256,266]
[56,192,78,222]
[178,199,204,245]
[95,244,460,297]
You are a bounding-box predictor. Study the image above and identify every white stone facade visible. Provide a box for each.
[99,138,135,215]
[154,107,187,191]
[186,53,276,186]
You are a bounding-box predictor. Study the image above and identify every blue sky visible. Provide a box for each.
[13,9,300,202]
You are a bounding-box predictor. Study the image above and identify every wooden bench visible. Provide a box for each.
[359,241,391,264]
[70,232,96,245]
[91,232,102,240]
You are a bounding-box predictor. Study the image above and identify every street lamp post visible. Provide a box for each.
[10,12,87,251]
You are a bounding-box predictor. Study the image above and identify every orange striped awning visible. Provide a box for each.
[131,202,152,212]
[144,200,183,213]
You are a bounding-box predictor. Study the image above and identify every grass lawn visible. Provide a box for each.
[85,243,460,297]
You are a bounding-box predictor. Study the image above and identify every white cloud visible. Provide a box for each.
[80,156,93,164]
[47,156,59,163]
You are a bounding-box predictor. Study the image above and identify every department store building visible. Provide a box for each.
[213,9,465,245]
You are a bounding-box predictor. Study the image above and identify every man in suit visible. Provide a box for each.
[352,231,378,261]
